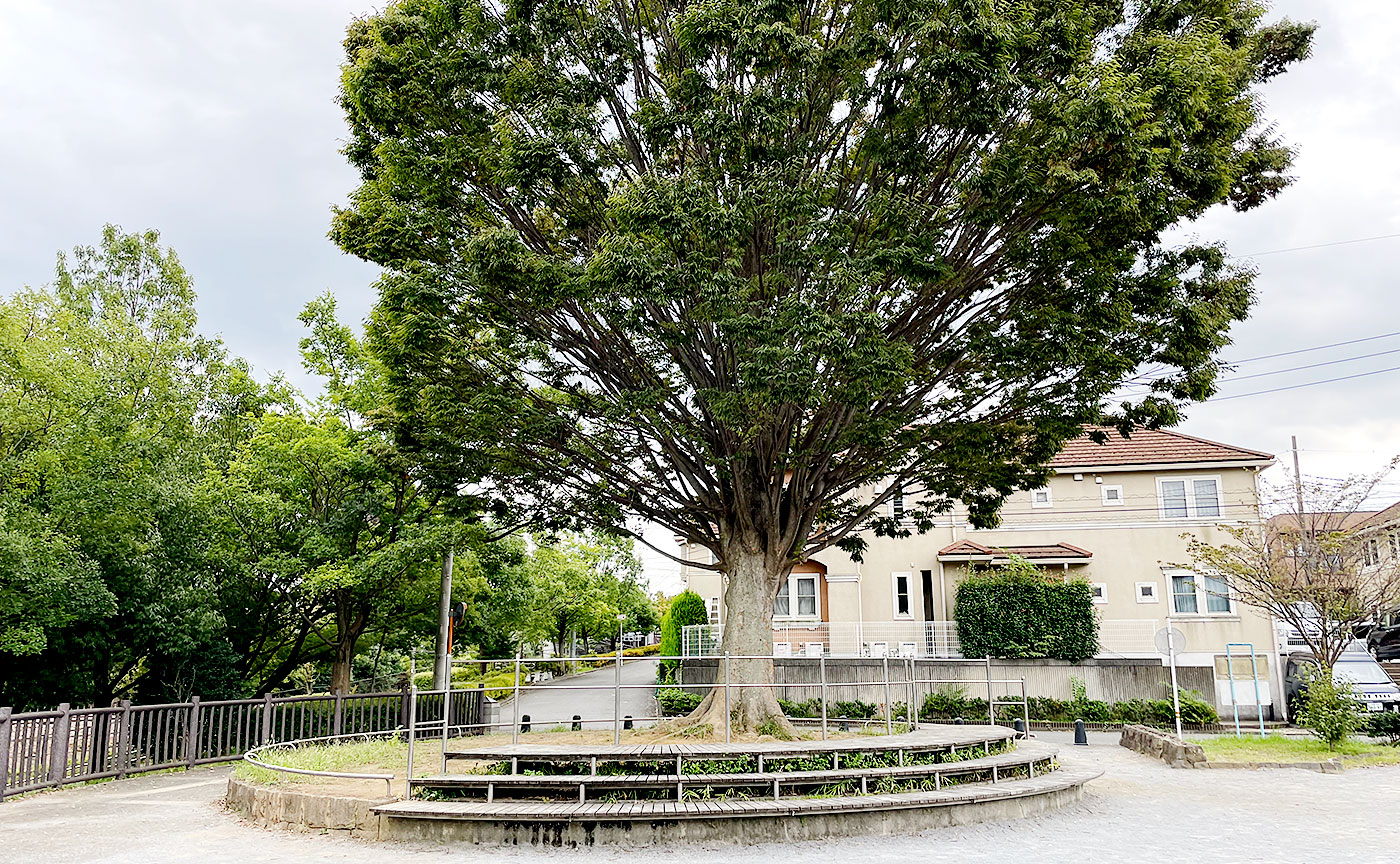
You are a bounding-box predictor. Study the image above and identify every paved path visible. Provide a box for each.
[4,729,1400,862]
[496,658,659,730]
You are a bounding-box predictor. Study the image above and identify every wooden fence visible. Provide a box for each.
[0,688,483,801]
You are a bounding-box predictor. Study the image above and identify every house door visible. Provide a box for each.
[921,570,936,620]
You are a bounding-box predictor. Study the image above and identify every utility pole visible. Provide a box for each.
[433,548,454,690]
[1290,435,1307,520]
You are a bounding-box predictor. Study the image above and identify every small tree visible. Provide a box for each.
[1185,465,1400,671]
[659,591,710,681]
[1296,665,1363,750]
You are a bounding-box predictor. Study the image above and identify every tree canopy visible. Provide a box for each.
[335,0,1313,730]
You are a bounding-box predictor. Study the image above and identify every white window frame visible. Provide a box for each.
[773,573,820,621]
[1030,487,1053,508]
[1156,475,1223,520]
[892,571,914,619]
[1164,567,1233,616]
[1100,484,1125,506]
[1089,582,1108,605]
[1389,532,1399,559]
[708,597,720,625]
[1135,581,1160,604]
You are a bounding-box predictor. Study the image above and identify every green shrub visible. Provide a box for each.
[777,697,823,718]
[656,687,703,716]
[658,591,709,681]
[830,699,879,720]
[953,557,1098,661]
[1297,665,1364,750]
[919,686,988,721]
[1367,710,1400,745]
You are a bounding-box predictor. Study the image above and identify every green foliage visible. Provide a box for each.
[829,700,879,720]
[1297,665,1365,750]
[339,0,1312,678]
[656,686,704,716]
[920,683,1217,726]
[777,697,824,719]
[1366,711,1400,746]
[954,558,1099,661]
[658,590,708,680]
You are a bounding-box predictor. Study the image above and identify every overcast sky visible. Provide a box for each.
[3,1,1398,591]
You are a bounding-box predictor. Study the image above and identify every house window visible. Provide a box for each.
[890,487,906,523]
[1389,533,1399,559]
[1135,582,1159,603]
[1031,488,1053,508]
[1101,485,1124,506]
[893,572,912,618]
[774,574,819,619]
[1157,476,1222,519]
[1089,583,1108,605]
[1167,569,1231,615]
[708,597,720,624]
[1364,538,1381,568]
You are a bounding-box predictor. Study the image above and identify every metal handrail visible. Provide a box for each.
[243,731,397,796]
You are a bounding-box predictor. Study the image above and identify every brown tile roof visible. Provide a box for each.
[1360,501,1400,530]
[937,540,1092,561]
[1049,427,1274,469]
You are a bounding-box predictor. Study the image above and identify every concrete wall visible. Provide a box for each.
[225,777,387,837]
[679,657,1216,708]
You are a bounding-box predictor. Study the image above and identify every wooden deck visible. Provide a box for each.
[376,768,1101,823]
[444,724,1014,764]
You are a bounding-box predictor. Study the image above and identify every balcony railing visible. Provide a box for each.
[683,618,1161,660]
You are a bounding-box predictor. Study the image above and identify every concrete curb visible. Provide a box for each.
[225,776,390,837]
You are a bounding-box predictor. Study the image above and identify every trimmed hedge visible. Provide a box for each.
[919,685,1218,725]
[954,557,1098,661]
[658,590,709,681]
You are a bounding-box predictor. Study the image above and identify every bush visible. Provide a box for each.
[656,687,703,716]
[778,697,823,718]
[919,686,988,721]
[1297,665,1364,750]
[829,699,879,720]
[658,591,709,681]
[1367,711,1400,745]
[953,557,1098,661]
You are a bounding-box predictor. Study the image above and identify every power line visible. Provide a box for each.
[1225,329,1400,365]
[1234,232,1400,258]
[1121,345,1400,395]
[1207,363,1400,402]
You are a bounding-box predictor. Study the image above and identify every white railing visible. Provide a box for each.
[682,622,962,659]
[683,619,1161,660]
[1096,619,1160,658]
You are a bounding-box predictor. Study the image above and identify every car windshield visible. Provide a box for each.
[1334,661,1395,686]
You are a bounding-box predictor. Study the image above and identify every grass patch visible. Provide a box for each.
[1196,734,1400,766]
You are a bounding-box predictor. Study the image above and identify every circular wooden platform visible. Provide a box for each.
[371,726,1099,846]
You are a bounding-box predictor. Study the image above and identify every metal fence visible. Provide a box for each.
[0,688,482,801]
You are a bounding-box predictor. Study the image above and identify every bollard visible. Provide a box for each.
[1013,718,1026,737]
[572,715,582,731]
[840,721,850,733]
[521,714,532,734]
[1073,719,1088,746]
[953,717,963,725]
[623,715,633,730]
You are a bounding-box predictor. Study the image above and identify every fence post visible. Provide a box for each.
[116,700,132,779]
[883,657,892,735]
[511,654,522,746]
[333,692,344,739]
[48,703,71,785]
[1020,677,1030,738]
[261,693,274,745]
[906,657,916,730]
[985,657,995,726]
[818,655,827,741]
[0,706,12,802]
[722,652,731,745]
[185,697,201,769]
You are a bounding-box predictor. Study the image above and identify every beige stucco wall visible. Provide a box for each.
[680,461,1281,708]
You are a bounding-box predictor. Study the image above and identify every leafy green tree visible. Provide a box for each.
[335,0,1312,731]
[452,529,533,659]
[0,227,269,709]
[659,590,709,680]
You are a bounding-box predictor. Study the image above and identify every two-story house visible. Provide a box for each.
[680,427,1282,712]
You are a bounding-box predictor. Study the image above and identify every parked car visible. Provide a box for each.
[1284,645,1400,716]
[1366,607,1400,661]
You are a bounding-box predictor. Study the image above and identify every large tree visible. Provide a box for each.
[335,0,1312,731]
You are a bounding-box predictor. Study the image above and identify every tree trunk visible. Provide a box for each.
[331,608,364,695]
[683,549,797,737]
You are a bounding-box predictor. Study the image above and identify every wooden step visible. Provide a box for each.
[377,768,1101,823]
[444,725,1015,769]
[412,742,1057,801]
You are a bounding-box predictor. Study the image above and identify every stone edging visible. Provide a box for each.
[225,776,389,837]
[1118,724,1206,768]
[1200,759,1342,773]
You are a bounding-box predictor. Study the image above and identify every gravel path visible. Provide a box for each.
[2,729,1398,863]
